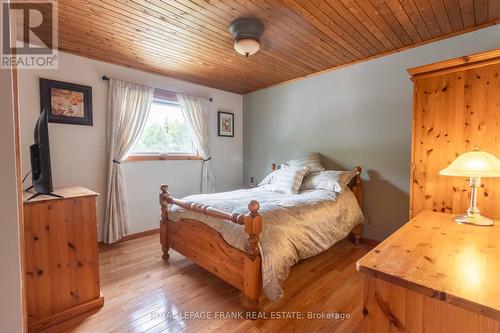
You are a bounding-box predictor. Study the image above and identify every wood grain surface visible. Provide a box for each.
[362,274,500,333]
[27,1,500,93]
[408,51,500,220]
[24,187,102,332]
[357,211,500,321]
[46,234,372,333]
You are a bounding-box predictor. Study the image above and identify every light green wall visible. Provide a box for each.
[243,25,500,241]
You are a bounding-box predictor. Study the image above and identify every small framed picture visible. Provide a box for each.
[217,111,234,137]
[40,78,93,126]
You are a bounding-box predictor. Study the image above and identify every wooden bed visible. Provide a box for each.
[159,166,363,311]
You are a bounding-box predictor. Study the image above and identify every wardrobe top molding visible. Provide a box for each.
[407,48,500,79]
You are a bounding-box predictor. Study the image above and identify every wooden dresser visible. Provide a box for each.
[357,212,500,333]
[23,186,103,332]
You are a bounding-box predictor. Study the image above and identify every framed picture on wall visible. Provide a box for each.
[40,78,93,126]
[217,111,234,137]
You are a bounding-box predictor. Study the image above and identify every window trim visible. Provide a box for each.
[126,153,202,162]
[128,89,201,161]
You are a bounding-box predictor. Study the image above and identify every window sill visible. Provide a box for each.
[126,154,203,162]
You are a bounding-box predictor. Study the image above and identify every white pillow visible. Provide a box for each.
[300,170,356,193]
[258,170,276,187]
[284,153,324,176]
[257,163,298,186]
[261,166,309,194]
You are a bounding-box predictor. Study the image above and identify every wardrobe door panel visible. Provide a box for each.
[410,61,500,219]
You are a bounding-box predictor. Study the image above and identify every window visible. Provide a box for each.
[128,96,200,161]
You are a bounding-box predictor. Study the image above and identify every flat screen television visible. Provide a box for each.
[26,109,61,201]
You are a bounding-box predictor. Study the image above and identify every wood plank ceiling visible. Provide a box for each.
[51,0,499,94]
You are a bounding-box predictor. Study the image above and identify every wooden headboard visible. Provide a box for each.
[350,166,363,207]
[270,164,363,207]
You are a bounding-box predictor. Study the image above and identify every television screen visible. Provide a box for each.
[30,109,54,195]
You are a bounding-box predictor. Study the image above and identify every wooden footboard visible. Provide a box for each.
[159,185,263,311]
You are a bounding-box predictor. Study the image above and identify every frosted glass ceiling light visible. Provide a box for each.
[229,17,264,57]
[234,38,260,57]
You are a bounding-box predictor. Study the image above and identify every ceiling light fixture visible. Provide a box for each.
[229,17,265,57]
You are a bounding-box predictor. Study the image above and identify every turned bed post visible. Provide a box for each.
[159,184,170,259]
[351,166,363,246]
[243,200,263,312]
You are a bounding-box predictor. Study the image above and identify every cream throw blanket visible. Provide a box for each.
[169,187,364,300]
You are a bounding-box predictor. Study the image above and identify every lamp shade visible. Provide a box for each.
[440,149,500,177]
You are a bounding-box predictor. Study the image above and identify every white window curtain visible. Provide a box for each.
[177,93,214,193]
[104,79,154,243]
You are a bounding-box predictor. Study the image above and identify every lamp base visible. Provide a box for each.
[454,213,494,226]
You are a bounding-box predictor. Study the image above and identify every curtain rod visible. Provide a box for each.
[102,75,213,102]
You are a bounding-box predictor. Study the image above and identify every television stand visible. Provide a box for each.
[24,186,64,201]
[23,186,103,332]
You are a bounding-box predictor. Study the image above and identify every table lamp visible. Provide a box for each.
[440,147,500,226]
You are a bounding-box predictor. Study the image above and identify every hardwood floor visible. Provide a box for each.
[48,234,369,333]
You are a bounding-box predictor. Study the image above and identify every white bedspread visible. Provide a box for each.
[169,187,364,300]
